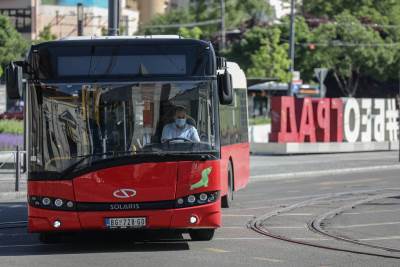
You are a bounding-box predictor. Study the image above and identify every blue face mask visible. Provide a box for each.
[175,118,186,128]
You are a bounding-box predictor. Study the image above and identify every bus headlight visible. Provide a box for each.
[42,197,51,206]
[54,199,63,207]
[66,201,74,208]
[29,196,75,211]
[199,193,208,201]
[175,191,220,208]
[187,195,196,203]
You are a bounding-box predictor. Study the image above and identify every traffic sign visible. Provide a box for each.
[314,68,328,83]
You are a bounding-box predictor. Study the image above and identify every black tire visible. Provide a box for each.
[221,162,234,208]
[189,229,215,241]
[39,232,61,244]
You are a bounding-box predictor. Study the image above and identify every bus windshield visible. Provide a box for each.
[29,81,217,176]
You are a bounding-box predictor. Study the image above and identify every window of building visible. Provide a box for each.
[0,8,32,33]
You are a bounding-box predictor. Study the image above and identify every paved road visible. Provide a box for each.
[0,152,400,266]
[250,150,400,177]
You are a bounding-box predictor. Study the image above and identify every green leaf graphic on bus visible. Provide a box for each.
[190,167,212,190]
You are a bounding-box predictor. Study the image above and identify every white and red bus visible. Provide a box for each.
[6,36,249,242]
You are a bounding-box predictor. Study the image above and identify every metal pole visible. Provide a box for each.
[288,0,296,96]
[124,15,129,35]
[122,101,127,150]
[15,146,19,192]
[108,0,119,36]
[77,3,83,36]
[398,70,400,162]
[319,77,324,98]
[220,0,226,52]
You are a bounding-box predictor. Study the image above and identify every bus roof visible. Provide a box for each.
[61,35,183,40]
[32,35,211,49]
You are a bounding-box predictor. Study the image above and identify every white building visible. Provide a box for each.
[0,0,139,40]
[268,0,291,20]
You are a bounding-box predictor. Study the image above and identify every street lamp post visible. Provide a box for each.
[288,0,296,96]
[108,0,119,36]
[398,69,400,162]
[220,0,226,52]
[77,3,84,36]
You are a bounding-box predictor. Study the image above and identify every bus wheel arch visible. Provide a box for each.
[221,158,234,208]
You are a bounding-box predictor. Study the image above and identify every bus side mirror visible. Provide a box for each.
[218,70,233,105]
[5,62,23,99]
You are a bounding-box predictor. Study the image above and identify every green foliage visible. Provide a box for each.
[279,0,400,96]
[307,12,395,96]
[0,120,23,134]
[141,8,195,36]
[302,0,397,21]
[225,27,269,71]
[247,27,291,82]
[141,0,273,40]
[249,116,271,125]
[101,27,108,36]
[144,0,400,96]
[37,24,57,43]
[178,27,203,39]
[226,26,291,81]
[0,15,29,76]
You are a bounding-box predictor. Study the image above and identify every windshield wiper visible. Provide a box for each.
[60,149,217,177]
[60,152,109,176]
[61,150,135,176]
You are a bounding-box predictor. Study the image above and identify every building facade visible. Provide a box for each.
[268,0,290,20]
[0,0,139,40]
[137,0,168,25]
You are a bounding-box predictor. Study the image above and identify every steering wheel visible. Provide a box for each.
[164,137,194,143]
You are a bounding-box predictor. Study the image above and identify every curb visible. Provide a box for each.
[250,164,400,183]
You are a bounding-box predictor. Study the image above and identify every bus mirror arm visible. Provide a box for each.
[217,70,233,105]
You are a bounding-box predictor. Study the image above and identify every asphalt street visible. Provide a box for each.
[0,151,400,266]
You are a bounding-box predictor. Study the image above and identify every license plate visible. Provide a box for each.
[105,217,147,229]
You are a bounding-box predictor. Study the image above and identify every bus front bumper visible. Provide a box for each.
[28,201,221,233]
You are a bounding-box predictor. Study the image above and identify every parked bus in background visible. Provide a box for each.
[5,36,249,242]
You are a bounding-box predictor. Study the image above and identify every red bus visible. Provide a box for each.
[6,36,249,242]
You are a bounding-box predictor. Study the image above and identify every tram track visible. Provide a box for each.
[309,193,400,253]
[248,189,400,259]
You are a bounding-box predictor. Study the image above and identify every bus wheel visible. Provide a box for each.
[189,229,215,241]
[221,162,234,208]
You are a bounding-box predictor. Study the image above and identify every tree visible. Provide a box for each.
[279,1,400,96]
[37,25,57,43]
[305,12,395,96]
[279,16,313,81]
[246,28,291,81]
[225,27,269,72]
[178,27,203,39]
[141,0,273,40]
[0,15,28,76]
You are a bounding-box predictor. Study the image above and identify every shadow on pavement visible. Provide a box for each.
[0,202,191,256]
[0,230,191,256]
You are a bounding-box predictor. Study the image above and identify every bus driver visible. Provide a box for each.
[161,106,200,143]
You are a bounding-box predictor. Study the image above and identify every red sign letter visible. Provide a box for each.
[330,98,344,142]
[315,99,331,142]
[298,98,316,142]
[269,96,299,143]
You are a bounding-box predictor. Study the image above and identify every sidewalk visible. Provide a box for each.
[0,171,27,198]
[250,150,400,180]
